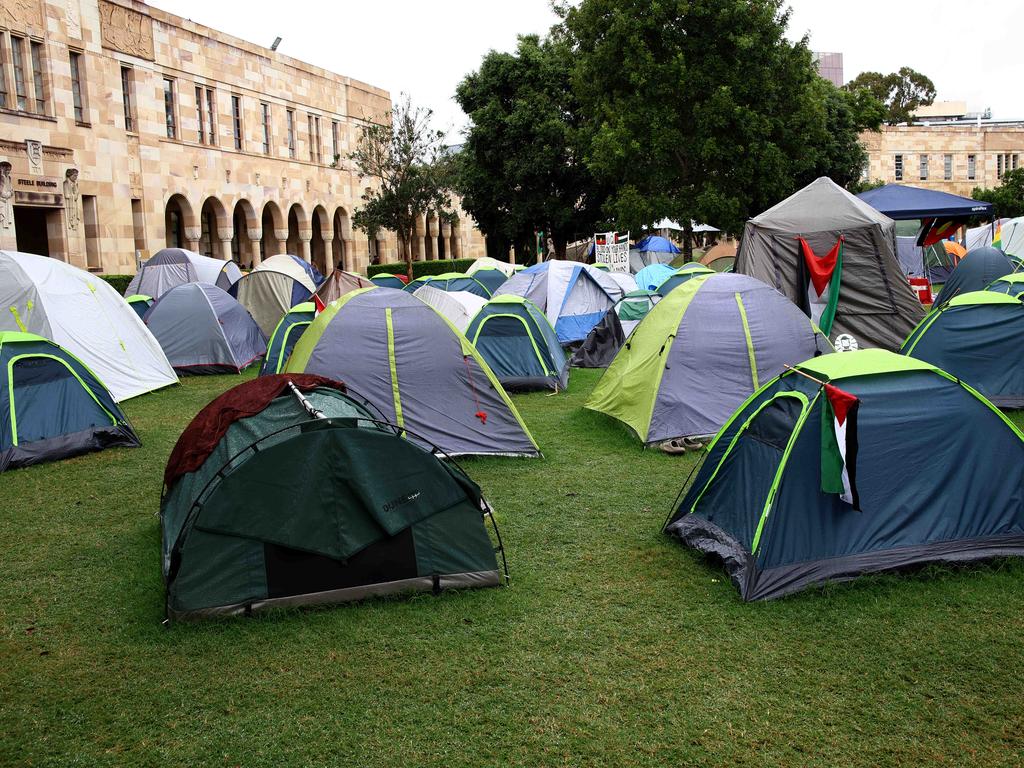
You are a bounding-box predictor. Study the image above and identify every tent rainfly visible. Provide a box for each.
[412,285,487,332]
[124,248,242,299]
[314,270,375,304]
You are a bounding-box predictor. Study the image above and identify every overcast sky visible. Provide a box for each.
[154,0,1024,139]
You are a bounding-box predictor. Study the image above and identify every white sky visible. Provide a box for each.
[154,0,1024,139]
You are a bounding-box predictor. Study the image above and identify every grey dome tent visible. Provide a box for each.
[665,349,1024,601]
[161,375,506,620]
[144,283,267,374]
[284,287,539,458]
[124,247,242,299]
[586,273,832,444]
[736,177,924,350]
[932,246,1016,308]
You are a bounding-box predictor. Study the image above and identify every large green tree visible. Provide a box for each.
[455,35,607,260]
[350,95,455,279]
[801,78,886,189]
[844,67,936,124]
[973,167,1024,218]
[561,0,833,256]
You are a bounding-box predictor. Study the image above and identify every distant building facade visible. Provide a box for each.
[861,119,1024,197]
[0,0,485,274]
[812,51,843,87]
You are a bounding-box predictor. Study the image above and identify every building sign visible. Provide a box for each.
[594,231,630,272]
[13,175,62,207]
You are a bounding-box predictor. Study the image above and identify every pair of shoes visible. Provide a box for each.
[659,436,705,455]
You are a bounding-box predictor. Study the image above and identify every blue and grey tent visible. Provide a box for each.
[655,263,715,295]
[465,295,569,391]
[145,283,266,374]
[665,349,1024,601]
[902,291,1024,407]
[126,294,153,319]
[494,260,624,344]
[468,268,509,295]
[404,273,491,298]
[634,263,675,292]
[932,246,1016,308]
[0,332,139,471]
[259,302,316,376]
[630,235,681,271]
[570,290,661,369]
[370,273,408,289]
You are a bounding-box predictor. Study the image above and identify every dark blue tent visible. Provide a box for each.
[0,332,140,471]
[370,274,407,289]
[857,184,993,220]
[933,246,1016,307]
[470,268,509,295]
[636,235,681,254]
[260,302,316,376]
[665,349,1024,601]
[903,291,1024,407]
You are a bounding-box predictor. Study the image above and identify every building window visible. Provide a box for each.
[1014,154,1020,172]
[308,114,315,161]
[29,40,46,114]
[120,66,135,132]
[894,154,903,182]
[0,38,8,110]
[163,78,177,139]
[998,154,1004,178]
[261,102,271,154]
[231,94,242,150]
[195,85,205,143]
[11,36,28,111]
[919,155,928,181]
[286,109,296,158]
[314,116,322,164]
[332,120,339,162]
[69,51,85,122]
[205,88,216,145]
[944,154,952,181]
[967,154,976,180]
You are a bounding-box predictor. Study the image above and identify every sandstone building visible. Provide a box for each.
[861,120,1024,198]
[0,0,485,275]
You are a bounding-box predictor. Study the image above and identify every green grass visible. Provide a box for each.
[2,369,1024,766]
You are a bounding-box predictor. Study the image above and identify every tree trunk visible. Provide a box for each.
[683,220,694,262]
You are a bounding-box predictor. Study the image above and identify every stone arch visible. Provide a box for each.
[230,198,258,267]
[199,196,229,259]
[286,202,310,261]
[164,193,196,249]
[332,206,351,271]
[310,204,330,275]
[260,200,285,261]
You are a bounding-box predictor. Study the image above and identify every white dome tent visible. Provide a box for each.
[0,251,177,401]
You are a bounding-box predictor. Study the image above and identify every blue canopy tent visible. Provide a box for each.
[858,184,994,249]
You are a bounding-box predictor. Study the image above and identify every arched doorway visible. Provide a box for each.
[286,203,306,257]
[332,207,350,271]
[199,197,228,259]
[231,199,256,266]
[260,201,284,261]
[311,205,329,275]
[165,194,193,249]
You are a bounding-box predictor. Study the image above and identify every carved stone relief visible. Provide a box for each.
[99,1,154,60]
[1,0,43,32]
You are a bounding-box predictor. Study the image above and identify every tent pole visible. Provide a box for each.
[286,380,326,420]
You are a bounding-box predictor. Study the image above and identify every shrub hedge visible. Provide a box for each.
[366,258,478,279]
[100,274,134,295]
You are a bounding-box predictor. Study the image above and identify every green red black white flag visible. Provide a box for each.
[821,382,860,509]
[799,236,844,336]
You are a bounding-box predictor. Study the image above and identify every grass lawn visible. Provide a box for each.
[2,368,1024,766]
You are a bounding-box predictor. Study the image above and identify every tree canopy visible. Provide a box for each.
[350,96,454,278]
[454,35,608,259]
[844,67,936,124]
[973,167,1024,219]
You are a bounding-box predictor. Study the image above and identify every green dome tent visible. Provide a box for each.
[0,332,139,471]
[465,295,569,391]
[161,375,505,620]
[655,263,715,295]
[125,294,153,319]
[285,287,539,457]
[586,273,831,444]
[403,273,491,298]
[665,349,1024,601]
[260,302,317,376]
[985,272,1024,297]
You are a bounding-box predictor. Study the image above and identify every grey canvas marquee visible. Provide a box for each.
[736,177,924,350]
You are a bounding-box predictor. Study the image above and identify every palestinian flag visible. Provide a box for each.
[799,236,844,336]
[821,383,860,509]
[313,293,326,314]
